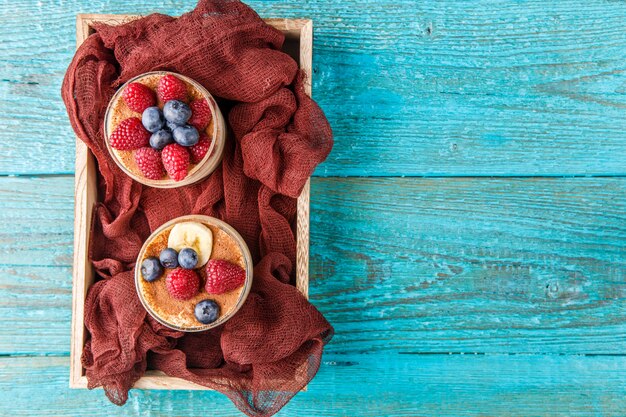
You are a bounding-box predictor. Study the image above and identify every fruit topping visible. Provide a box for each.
[141,256,163,282]
[141,106,165,133]
[166,120,180,132]
[159,247,179,269]
[194,299,220,324]
[178,248,199,269]
[205,260,245,294]
[161,143,190,181]
[149,129,173,150]
[157,74,188,102]
[163,100,192,125]
[109,117,150,150]
[189,133,211,163]
[111,74,216,182]
[122,82,156,113]
[172,125,199,147]
[188,98,212,131]
[166,268,200,300]
[167,222,213,267]
[134,147,165,180]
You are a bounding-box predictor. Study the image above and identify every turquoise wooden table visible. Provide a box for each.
[1,1,625,415]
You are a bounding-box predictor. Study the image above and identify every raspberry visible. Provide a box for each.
[122,82,156,113]
[162,143,190,181]
[189,133,212,164]
[134,147,164,180]
[109,117,150,150]
[157,74,188,102]
[205,260,246,294]
[188,98,212,131]
[166,268,199,300]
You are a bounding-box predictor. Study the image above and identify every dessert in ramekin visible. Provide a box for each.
[135,215,252,331]
[104,71,226,187]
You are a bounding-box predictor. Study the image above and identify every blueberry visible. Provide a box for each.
[163,100,192,125]
[149,129,173,150]
[142,107,165,133]
[159,248,179,269]
[166,120,180,132]
[178,248,198,269]
[172,125,199,147]
[141,257,163,282]
[194,299,220,324]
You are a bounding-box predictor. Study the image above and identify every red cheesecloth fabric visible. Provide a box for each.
[61,1,334,415]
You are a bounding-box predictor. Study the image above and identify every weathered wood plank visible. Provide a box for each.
[0,177,74,266]
[1,176,624,355]
[1,1,626,175]
[0,266,71,356]
[311,177,626,354]
[1,355,625,416]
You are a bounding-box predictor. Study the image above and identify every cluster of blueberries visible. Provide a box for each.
[142,100,199,149]
[141,246,199,282]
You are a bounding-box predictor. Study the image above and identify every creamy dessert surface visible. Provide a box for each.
[107,74,215,179]
[138,223,246,329]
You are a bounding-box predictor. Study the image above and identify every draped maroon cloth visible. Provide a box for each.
[61,1,333,415]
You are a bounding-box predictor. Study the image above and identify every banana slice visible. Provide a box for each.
[167,222,213,267]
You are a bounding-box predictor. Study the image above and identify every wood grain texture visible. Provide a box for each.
[296,179,311,299]
[1,0,626,414]
[2,0,626,175]
[0,266,71,355]
[1,176,624,356]
[295,19,313,297]
[311,177,626,355]
[2,355,626,416]
[0,176,74,267]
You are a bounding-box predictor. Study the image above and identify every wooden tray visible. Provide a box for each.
[71,14,313,390]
